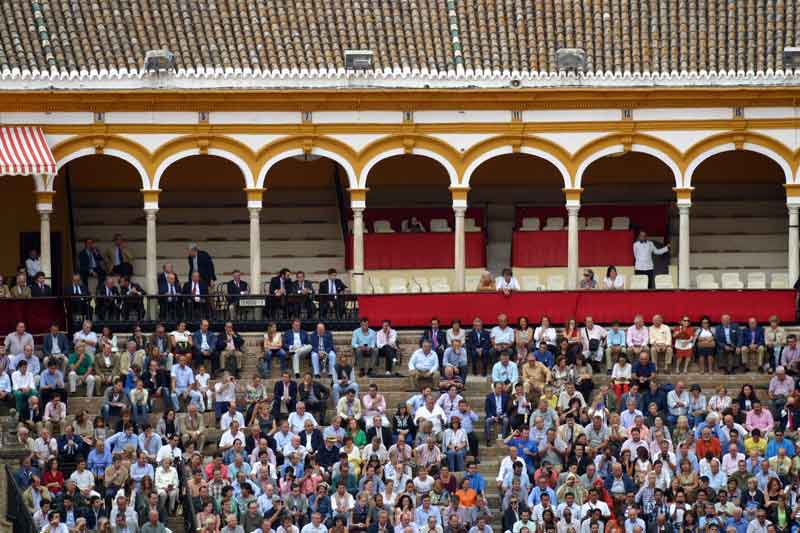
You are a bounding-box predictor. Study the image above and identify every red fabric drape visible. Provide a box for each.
[515,204,669,236]
[512,230,634,267]
[346,232,486,269]
[356,207,485,232]
[357,290,796,327]
[0,298,65,334]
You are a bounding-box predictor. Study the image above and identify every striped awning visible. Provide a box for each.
[0,127,56,176]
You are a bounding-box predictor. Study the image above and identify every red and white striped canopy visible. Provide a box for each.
[0,127,56,176]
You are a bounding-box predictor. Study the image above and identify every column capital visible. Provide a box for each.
[785,184,800,204]
[563,188,582,207]
[677,204,691,214]
[35,191,54,213]
[449,185,470,203]
[249,206,262,216]
[566,204,581,215]
[453,205,467,215]
[673,187,694,206]
[244,187,265,208]
[348,187,368,208]
[141,189,161,210]
[144,208,158,218]
[352,206,365,215]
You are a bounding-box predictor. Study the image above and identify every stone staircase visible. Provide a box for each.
[54,329,780,533]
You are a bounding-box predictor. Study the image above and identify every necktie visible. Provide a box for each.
[330,280,335,295]
[74,285,79,295]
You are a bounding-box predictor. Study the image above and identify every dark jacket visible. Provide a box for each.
[310,331,335,354]
[268,275,290,295]
[157,272,180,294]
[191,330,218,354]
[317,278,347,295]
[420,328,448,351]
[43,333,70,357]
[365,426,394,447]
[215,332,244,352]
[714,323,740,349]
[282,329,310,351]
[182,280,210,297]
[226,279,249,302]
[272,380,298,403]
[65,282,89,296]
[188,250,216,283]
[484,392,510,419]
[297,428,325,452]
[739,326,765,347]
[604,472,636,494]
[78,248,105,276]
[298,382,330,403]
[317,444,340,469]
[30,283,52,297]
[466,328,491,352]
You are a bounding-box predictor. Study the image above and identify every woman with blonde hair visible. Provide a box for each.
[476,270,494,292]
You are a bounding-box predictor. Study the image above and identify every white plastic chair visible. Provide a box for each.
[577,217,587,230]
[746,272,767,289]
[430,276,451,292]
[695,273,719,289]
[610,216,630,230]
[465,275,481,291]
[586,217,605,231]
[429,218,451,233]
[521,275,543,291]
[721,272,744,289]
[412,277,431,293]
[520,217,541,231]
[771,272,789,289]
[629,275,649,289]
[543,217,564,231]
[388,277,408,294]
[464,218,481,232]
[654,274,674,289]
[546,275,565,290]
[368,276,385,294]
[373,220,395,233]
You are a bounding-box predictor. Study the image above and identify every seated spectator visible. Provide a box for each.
[580,270,597,290]
[521,353,551,397]
[192,319,218,373]
[409,340,440,391]
[283,319,312,380]
[715,314,740,375]
[39,358,66,405]
[362,384,389,429]
[581,317,606,370]
[467,318,492,377]
[764,315,787,373]
[10,273,31,298]
[739,317,766,373]
[6,321,34,358]
[648,315,672,372]
[262,322,286,377]
[352,318,378,377]
[695,316,717,374]
[336,389,362,425]
[310,322,336,381]
[101,378,131,422]
[604,265,625,290]
[12,359,38,416]
[475,270,495,292]
[217,321,245,379]
[496,268,520,295]
[332,353,358,404]
[443,339,468,382]
[376,319,400,377]
[414,396,447,438]
[484,382,510,445]
[272,372,298,420]
[298,373,330,426]
[491,351,519,392]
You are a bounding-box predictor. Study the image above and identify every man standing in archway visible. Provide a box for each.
[188,243,216,286]
[633,231,670,289]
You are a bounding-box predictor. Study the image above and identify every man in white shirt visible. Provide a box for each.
[219,420,246,451]
[72,320,98,357]
[581,316,607,366]
[287,401,318,434]
[648,315,673,372]
[414,396,447,436]
[490,313,515,362]
[219,403,245,431]
[408,341,440,390]
[496,268,520,295]
[632,231,670,289]
[11,359,37,415]
[377,320,400,376]
[301,512,328,533]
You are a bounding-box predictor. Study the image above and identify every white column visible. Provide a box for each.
[145,209,158,296]
[678,203,691,289]
[38,209,52,280]
[453,206,466,291]
[789,204,799,286]
[249,207,262,293]
[566,205,580,289]
[352,207,365,294]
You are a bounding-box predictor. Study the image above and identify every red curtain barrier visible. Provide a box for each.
[346,232,486,270]
[0,298,65,335]
[515,204,669,236]
[512,230,634,267]
[357,290,796,327]
[355,207,486,233]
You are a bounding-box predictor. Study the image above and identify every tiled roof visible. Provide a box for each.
[1,0,798,87]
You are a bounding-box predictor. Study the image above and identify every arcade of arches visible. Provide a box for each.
[5,125,800,295]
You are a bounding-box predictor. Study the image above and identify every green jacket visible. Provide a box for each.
[68,352,93,376]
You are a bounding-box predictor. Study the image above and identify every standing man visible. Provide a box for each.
[225,269,249,320]
[78,239,106,289]
[632,231,670,289]
[187,242,216,286]
[318,268,347,319]
[105,234,134,278]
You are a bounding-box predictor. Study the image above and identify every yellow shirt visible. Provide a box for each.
[744,436,768,455]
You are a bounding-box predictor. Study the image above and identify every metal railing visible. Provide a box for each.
[5,465,35,533]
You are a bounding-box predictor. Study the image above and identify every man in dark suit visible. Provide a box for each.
[317,268,347,319]
[310,322,336,380]
[78,239,106,288]
[420,317,448,368]
[484,382,510,445]
[283,319,312,379]
[30,272,52,297]
[289,270,315,319]
[157,263,179,295]
[42,322,70,371]
[297,421,325,453]
[187,243,216,285]
[192,319,218,372]
[467,317,492,376]
[268,268,291,319]
[225,269,249,318]
[365,419,394,448]
[298,373,330,425]
[714,314,740,375]
[95,277,120,321]
[65,273,91,320]
[182,271,210,320]
[158,272,183,321]
[118,276,145,320]
[271,372,298,420]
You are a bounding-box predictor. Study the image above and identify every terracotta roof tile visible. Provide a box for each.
[1,0,798,83]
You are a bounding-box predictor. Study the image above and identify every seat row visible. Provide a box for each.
[519,216,630,231]
[694,271,789,289]
[351,218,483,233]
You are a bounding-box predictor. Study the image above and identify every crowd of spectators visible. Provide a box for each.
[6,309,800,533]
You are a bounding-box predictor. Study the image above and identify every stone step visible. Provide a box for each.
[690,216,786,234]
[690,234,787,253]
[76,222,343,242]
[690,250,787,269]
[75,206,342,225]
[89,239,345,258]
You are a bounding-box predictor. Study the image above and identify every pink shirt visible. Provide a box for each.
[745,409,774,434]
[626,325,649,348]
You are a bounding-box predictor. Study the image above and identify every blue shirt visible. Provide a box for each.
[533,350,554,368]
[415,505,442,526]
[726,517,748,533]
[106,431,139,454]
[528,486,557,507]
[129,462,154,487]
[491,361,519,384]
[87,448,112,477]
[450,410,478,433]
[607,329,626,347]
[39,369,64,388]
[766,438,796,458]
[171,364,195,392]
[464,472,486,494]
[351,328,377,349]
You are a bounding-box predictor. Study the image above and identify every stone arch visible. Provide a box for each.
[684,131,795,186]
[357,134,461,188]
[572,133,683,188]
[254,136,358,189]
[461,135,572,188]
[51,135,151,190]
[151,135,256,189]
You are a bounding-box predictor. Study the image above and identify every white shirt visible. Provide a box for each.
[496,455,528,482]
[300,524,328,533]
[288,411,318,434]
[214,382,237,403]
[11,370,35,391]
[26,257,41,278]
[414,404,447,434]
[155,466,179,491]
[69,469,95,491]
[490,325,515,345]
[219,429,246,448]
[495,276,521,291]
[633,240,669,271]
[73,330,98,356]
[220,411,245,431]
[604,275,625,289]
[534,327,557,345]
[155,443,182,463]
